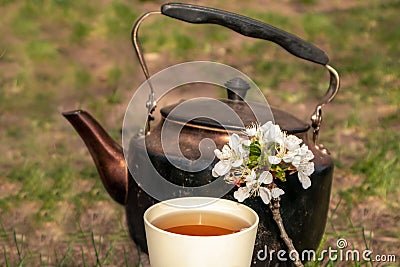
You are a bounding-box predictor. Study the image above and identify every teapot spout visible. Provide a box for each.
[62,110,128,205]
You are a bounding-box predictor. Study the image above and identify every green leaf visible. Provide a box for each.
[249,142,261,157]
[276,171,286,182]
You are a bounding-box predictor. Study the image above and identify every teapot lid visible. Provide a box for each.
[160,98,310,134]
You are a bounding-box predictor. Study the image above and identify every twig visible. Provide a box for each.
[270,198,304,267]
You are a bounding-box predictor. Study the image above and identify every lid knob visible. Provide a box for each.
[225,77,250,101]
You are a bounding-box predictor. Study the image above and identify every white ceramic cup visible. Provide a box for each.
[144,197,259,267]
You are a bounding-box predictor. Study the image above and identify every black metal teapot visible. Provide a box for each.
[63,3,339,266]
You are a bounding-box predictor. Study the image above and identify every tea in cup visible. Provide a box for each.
[144,197,259,267]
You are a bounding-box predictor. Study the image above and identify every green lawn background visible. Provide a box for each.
[0,0,399,266]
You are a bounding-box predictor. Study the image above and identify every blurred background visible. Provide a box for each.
[0,0,399,266]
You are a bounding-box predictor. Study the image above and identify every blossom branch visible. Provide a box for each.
[270,198,303,267]
[212,122,315,266]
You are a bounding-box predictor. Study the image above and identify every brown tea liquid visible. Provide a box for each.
[152,210,250,236]
[164,224,236,236]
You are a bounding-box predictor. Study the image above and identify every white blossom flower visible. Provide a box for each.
[271,187,285,198]
[261,121,284,144]
[259,171,273,185]
[244,169,256,182]
[212,160,231,177]
[245,125,258,137]
[260,121,274,133]
[282,150,296,164]
[259,187,272,204]
[297,161,314,189]
[213,121,314,205]
[268,155,282,165]
[212,145,232,177]
[298,173,311,189]
[233,170,256,202]
[228,134,245,167]
[290,144,314,167]
[234,170,274,203]
[234,186,251,202]
[284,134,302,151]
[212,134,247,177]
[267,138,289,165]
[229,133,240,149]
[214,145,231,160]
[259,186,285,204]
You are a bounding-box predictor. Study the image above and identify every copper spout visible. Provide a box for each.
[62,110,128,205]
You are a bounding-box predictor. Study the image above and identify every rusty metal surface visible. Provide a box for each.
[127,130,333,266]
[62,110,128,205]
[63,107,333,266]
[160,99,310,134]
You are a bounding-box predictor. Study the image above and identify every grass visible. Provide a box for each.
[0,0,399,265]
[1,228,141,267]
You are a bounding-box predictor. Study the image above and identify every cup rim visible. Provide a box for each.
[143,197,259,239]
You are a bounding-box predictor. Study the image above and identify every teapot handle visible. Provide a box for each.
[132,3,340,150]
[161,3,328,65]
